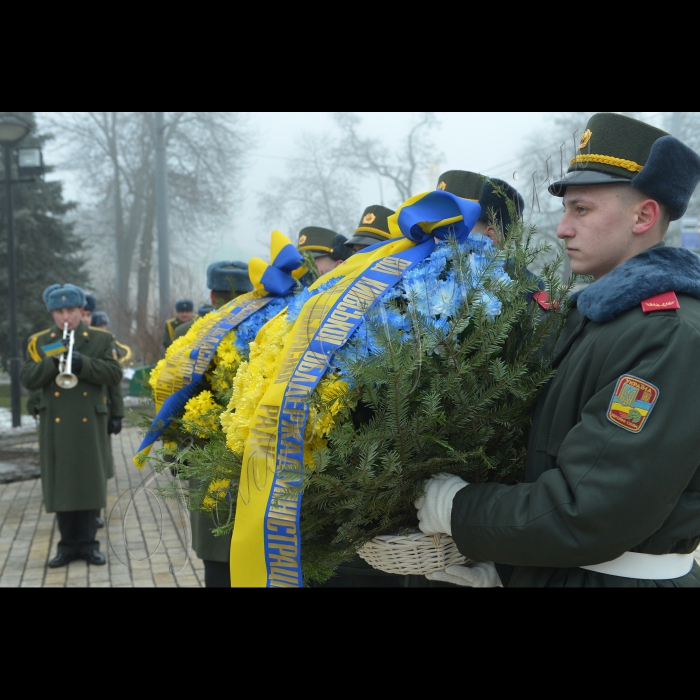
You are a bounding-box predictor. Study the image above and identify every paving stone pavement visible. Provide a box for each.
[0,424,205,588]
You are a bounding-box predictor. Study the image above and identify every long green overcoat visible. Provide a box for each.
[450,245,700,587]
[20,322,122,513]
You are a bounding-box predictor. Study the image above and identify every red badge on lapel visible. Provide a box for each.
[641,291,680,313]
[532,291,559,311]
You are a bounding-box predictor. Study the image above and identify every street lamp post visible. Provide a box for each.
[0,115,31,428]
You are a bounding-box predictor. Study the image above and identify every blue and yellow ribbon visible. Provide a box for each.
[134,231,304,468]
[229,190,481,587]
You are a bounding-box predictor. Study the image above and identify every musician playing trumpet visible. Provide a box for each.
[20,284,122,568]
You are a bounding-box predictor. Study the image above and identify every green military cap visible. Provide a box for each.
[435,170,484,201]
[297,226,340,258]
[345,205,395,249]
[549,112,700,220]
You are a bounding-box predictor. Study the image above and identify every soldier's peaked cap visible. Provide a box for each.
[297,226,340,258]
[345,205,395,249]
[175,299,194,312]
[43,284,86,312]
[206,260,253,293]
[435,171,484,201]
[549,112,700,221]
[479,178,525,230]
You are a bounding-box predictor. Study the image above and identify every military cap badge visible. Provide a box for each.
[362,212,376,225]
[578,129,593,151]
[437,181,447,191]
[298,234,307,245]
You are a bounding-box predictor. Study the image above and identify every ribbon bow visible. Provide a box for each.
[388,189,482,244]
[248,230,306,296]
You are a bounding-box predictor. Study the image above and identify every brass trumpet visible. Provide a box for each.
[56,322,78,389]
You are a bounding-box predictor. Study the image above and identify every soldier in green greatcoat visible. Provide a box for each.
[163,299,195,349]
[171,261,253,587]
[416,112,700,587]
[20,284,122,568]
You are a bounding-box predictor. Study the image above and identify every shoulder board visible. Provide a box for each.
[641,291,680,313]
[90,327,114,335]
[532,291,559,311]
[27,328,53,363]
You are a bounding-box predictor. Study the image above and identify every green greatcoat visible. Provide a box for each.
[450,246,700,587]
[189,477,232,562]
[20,322,123,513]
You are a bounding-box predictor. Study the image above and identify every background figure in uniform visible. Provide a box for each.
[81,293,97,326]
[344,205,396,253]
[163,299,194,349]
[197,303,214,318]
[173,261,253,587]
[296,227,352,274]
[89,309,124,528]
[436,170,524,246]
[20,284,122,568]
[172,262,253,342]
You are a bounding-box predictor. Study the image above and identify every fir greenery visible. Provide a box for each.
[152,188,573,584]
[0,112,88,368]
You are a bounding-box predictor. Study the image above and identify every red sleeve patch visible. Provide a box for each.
[532,291,559,311]
[641,291,680,313]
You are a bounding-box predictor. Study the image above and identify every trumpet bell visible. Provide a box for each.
[56,373,78,389]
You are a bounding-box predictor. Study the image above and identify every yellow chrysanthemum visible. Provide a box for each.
[183,390,222,438]
[149,314,212,400]
[220,312,294,455]
[211,329,243,395]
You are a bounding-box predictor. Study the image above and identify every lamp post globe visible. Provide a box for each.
[0,115,30,144]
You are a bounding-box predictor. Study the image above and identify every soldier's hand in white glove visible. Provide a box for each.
[414,473,469,536]
[426,561,502,587]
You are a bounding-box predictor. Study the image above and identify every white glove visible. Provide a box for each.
[414,473,469,536]
[426,562,502,587]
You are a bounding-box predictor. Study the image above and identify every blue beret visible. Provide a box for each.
[91,312,110,327]
[43,284,87,312]
[206,260,253,294]
[84,294,97,312]
[175,299,194,312]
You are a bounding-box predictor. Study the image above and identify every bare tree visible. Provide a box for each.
[42,112,251,349]
[258,132,361,242]
[333,112,441,206]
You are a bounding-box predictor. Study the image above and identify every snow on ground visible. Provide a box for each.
[0,408,38,437]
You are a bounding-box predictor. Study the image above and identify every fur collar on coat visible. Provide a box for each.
[573,244,700,323]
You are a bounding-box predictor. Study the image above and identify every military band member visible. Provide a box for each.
[85,309,125,528]
[20,284,122,567]
[81,293,97,326]
[344,205,396,253]
[416,112,700,588]
[163,299,195,349]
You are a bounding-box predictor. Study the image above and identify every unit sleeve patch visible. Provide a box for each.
[607,375,659,433]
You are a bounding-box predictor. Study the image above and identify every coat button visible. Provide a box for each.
[55,417,60,423]
[54,391,60,397]
[83,332,89,337]
[83,392,88,397]
[82,418,88,423]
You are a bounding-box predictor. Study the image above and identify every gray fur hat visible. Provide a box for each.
[42,284,86,312]
[206,261,253,294]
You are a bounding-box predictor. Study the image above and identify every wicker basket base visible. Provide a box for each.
[357,531,468,576]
